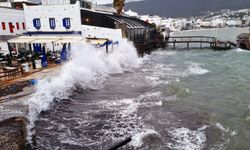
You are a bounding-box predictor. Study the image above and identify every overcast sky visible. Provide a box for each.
[92,0,144,4]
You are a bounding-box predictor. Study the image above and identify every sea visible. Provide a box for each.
[1,27,250,150]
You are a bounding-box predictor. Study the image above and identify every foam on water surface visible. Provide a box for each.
[130,129,160,148]
[167,126,207,150]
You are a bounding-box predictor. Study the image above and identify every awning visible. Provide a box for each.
[86,38,107,45]
[55,36,85,44]
[8,35,86,44]
[32,36,59,43]
[8,36,37,43]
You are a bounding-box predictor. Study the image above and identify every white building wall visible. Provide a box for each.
[125,9,139,18]
[140,15,162,26]
[0,42,9,54]
[23,2,81,32]
[0,2,12,7]
[81,25,123,42]
[41,0,70,5]
[0,7,26,35]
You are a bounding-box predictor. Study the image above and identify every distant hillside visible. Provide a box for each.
[125,0,250,17]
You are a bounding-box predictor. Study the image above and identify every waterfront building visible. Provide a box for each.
[211,18,226,28]
[124,9,139,18]
[140,15,162,27]
[7,0,152,57]
[0,0,38,55]
[0,0,26,55]
[225,19,242,27]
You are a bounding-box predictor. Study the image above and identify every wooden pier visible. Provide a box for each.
[167,36,236,50]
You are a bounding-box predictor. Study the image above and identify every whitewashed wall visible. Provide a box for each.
[41,0,70,5]
[0,7,26,35]
[24,2,81,32]
[81,25,123,41]
[0,42,9,54]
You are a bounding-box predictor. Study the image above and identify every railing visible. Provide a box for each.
[0,66,24,81]
[168,36,217,43]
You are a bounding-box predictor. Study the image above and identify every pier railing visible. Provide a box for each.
[168,36,216,43]
[167,36,236,50]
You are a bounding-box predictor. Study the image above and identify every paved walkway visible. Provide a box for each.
[0,64,61,87]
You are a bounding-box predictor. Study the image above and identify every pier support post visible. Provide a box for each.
[105,40,109,54]
[187,42,189,49]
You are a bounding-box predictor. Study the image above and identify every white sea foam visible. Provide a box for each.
[215,123,237,136]
[184,62,210,76]
[130,129,160,148]
[168,126,207,150]
[26,40,139,143]
[234,48,250,53]
[216,123,229,133]
[138,91,165,106]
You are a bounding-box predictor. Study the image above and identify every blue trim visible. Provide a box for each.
[63,18,71,29]
[33,18,41,29]
[24,31,82,35]
[49,18,56,29]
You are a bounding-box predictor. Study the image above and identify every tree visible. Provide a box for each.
[113,0,125,15]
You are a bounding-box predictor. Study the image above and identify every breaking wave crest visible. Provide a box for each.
[26,40,139,143]
[184,62,210,76]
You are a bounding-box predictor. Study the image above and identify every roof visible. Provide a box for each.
[8,35,85,43]
[108,15,146,29]
[93,5,117,14]
[12,0,38,4]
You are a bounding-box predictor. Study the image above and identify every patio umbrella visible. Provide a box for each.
[61,44,67,61]
[41,46,48,67]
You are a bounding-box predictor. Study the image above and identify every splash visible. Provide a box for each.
[26,40,139,143]
[184,62,210,76]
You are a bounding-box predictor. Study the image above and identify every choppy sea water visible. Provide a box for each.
[33,48,250,150]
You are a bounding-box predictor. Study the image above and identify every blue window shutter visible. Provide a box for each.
[49,18,56,29]
[63,18,71,29]
[33,18,41,29]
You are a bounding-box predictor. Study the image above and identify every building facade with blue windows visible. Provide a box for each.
[24,2,81,33]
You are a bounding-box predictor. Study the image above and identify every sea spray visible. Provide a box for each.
[26,40,139,144]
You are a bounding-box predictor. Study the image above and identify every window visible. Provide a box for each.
[1,22,6,30]
[63,18,71,29]
[9,22,14,33]
[22,22,25,30]
[49,18,56,29]
[33,18,41,29]
[16,22,19,30]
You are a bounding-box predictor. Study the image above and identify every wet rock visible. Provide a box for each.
[0,117,27,150]
[0,81,30,97]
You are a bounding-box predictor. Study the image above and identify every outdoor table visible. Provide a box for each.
[0,61,8,67]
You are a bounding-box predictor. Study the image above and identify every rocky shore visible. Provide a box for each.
[0,117,27,150]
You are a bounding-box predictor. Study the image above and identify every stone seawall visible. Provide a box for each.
[0,117,27,150]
